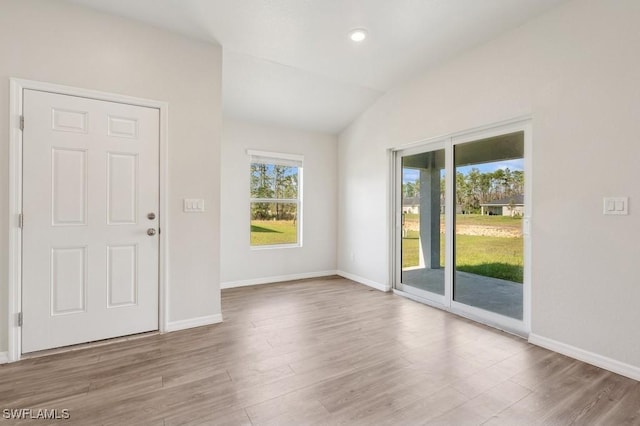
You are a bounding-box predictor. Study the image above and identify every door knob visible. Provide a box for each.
[147,228,156,236]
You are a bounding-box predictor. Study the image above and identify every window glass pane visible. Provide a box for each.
[454,131,524,320]
[250,202,298,246]
[400,149,446,296]
[250,163,298,199]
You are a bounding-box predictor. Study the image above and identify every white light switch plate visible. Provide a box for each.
[603,197,628,215]
[183,198,205,212]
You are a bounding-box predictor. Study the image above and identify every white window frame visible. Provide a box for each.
[248,150,303,249]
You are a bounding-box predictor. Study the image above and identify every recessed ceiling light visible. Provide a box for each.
[349,28,367,43]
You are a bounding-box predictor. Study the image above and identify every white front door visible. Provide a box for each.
[22,89,160,353]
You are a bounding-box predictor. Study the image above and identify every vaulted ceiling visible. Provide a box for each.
[67,0,567,133]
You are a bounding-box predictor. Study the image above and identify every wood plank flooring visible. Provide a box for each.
[1,276,639,425]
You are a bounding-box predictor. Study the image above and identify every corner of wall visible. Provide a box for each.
[336,270,391,292]
[166,314,223,333]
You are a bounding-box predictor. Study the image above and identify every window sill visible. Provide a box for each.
[250,243,302,251]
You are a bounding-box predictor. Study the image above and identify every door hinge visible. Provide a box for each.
[19,115,24,131]
[18,213,23,229]
[17,312,23,327]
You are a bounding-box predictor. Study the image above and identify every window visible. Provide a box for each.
[248,150,303,247]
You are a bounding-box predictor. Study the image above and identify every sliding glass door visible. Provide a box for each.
[394,122,530,335]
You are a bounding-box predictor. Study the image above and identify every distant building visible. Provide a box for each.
[402,196,420,214]
[403,196,447,214]
[480,194,524,216]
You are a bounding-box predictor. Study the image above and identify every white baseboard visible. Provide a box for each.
[221,270,337,289]
[0,352,8,364]
[529,333,640,382]
[336,270,391,292]
[166,314,223,332]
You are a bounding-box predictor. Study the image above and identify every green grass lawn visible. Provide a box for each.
[251,220,297,246]
[454,234,523,282]
[402,232,523,283]
[402,214,523,283]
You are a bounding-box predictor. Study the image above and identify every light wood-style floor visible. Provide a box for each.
[1,276,639,425]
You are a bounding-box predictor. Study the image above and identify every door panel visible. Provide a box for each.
[51,247,87,315]
[51,148,87,226]
[453,132,525,320]
[399,148,446,300]
[107,152,138,225]
[22,89,160,353]
[107,245,138,308]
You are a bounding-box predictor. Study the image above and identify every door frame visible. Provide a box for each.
[8,78,169,362]
[390,116,532,337]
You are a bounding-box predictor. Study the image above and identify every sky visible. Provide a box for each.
[251,164,298,177]
[403,158,523,183]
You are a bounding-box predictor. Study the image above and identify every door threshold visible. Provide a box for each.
[393,288,528,339]
[21,330,159,360]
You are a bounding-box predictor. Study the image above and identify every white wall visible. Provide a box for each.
[338,0,640,369]
[221,118,337,286]
[0,0,222,352]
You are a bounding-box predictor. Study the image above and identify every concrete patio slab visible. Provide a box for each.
[401,268,523,320]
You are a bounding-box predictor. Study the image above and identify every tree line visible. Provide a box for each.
[403,168,524,214]
[250,164,299,220]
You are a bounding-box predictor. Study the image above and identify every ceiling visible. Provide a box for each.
[67,0,566,134]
